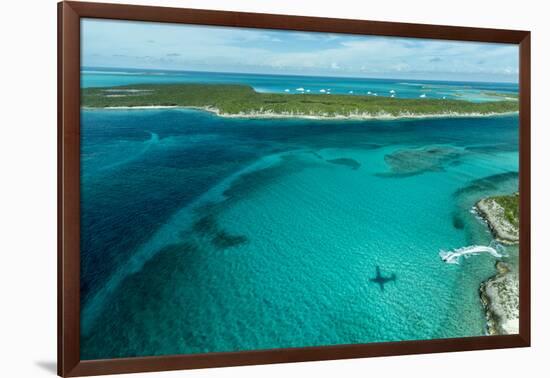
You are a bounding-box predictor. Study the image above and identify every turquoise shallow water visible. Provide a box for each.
[82,68,518,102]
[80,105,518,359]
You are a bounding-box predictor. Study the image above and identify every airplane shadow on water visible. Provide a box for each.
[369,266,396,291]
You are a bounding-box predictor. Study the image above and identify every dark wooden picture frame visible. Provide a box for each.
[58,1,531,376]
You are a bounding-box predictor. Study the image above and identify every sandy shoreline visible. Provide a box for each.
[82,105,519,121]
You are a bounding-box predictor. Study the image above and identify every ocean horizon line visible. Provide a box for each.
[81,66,519,86]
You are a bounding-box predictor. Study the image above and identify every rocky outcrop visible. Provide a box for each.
[480,262,519,335]
[475,196,519,244]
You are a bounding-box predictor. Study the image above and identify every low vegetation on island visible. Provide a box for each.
[475,192,519,244]
[81,84,519,119]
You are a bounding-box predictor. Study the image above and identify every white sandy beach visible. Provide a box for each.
[85,105,519,121]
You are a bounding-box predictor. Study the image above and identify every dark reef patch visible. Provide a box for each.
[326,158,361,170]
[379,145,464,177]
[191,214,217,235]
[212,231,248,249]
[190,211,248,250]
[453,171,519,198]
[452,212,465,229]
[309,151,324,160]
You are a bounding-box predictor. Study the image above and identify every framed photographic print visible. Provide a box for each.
[58,1,531,376]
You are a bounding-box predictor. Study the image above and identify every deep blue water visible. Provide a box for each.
[80,102,518,359]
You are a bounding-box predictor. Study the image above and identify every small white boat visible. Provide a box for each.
[420,93,427,98]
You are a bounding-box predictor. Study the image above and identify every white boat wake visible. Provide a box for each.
[439,244,503,265]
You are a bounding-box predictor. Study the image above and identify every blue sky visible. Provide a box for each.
[82,19,519,83]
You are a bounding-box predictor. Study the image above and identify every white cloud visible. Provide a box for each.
[82,19,519,82]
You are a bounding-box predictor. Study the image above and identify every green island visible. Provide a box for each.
[488,193,519,228]
[475,192,519,245]
[82,84,519,119]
